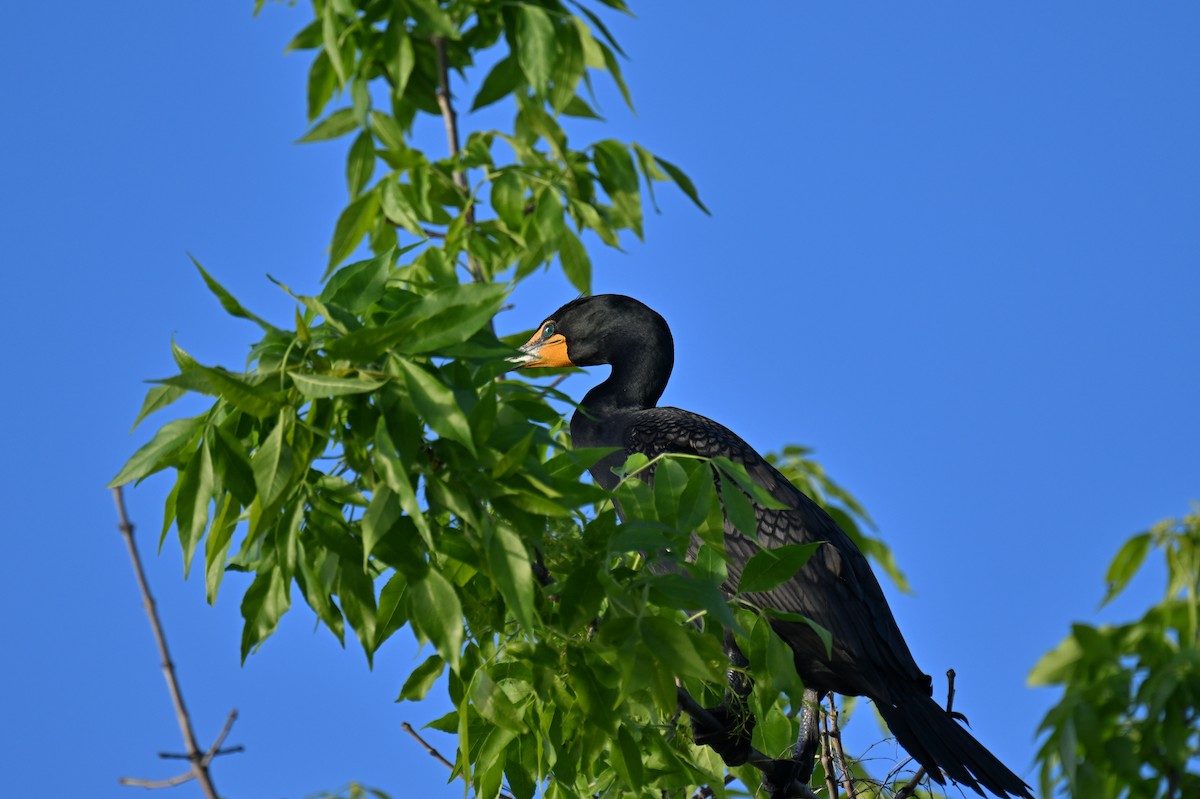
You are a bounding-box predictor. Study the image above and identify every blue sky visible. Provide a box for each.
[3,2,1198,797]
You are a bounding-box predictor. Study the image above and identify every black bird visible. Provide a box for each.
[513,294,1032,799]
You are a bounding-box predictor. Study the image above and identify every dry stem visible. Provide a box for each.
[112,487,239,795]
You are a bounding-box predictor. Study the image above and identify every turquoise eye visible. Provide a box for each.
[542,323,556,338]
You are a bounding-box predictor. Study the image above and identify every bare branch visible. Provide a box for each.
[820,710,839,799]
[431,34,482,284]
[111,486,222,799]
[119,772,196,790]
[203,710,241,764]
[402,721,517,799]
[825,694,857,797]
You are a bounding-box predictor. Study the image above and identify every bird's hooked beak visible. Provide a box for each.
[508,327,573,369]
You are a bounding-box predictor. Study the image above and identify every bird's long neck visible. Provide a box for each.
[580,346,672,417]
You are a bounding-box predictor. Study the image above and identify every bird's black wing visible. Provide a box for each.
[624,406,929,700]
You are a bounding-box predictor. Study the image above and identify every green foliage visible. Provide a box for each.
[1029,511,1200,798]
[114,2,907,797]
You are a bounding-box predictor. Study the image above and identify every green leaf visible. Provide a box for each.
[290,371,388,397]
[251,413,294,507]
[490,170,525,229]
[471,669,528,732]
[109,416,203,487]
[378,176,425,236]
[472,53,523,111]
[1102,531,1153,606]
[600,41,633,111]
[327,190,380,275]
[370,111,409,154]
[204,494,239,604]
[592,139,642,238]
[763,607,833,660]
[175,439,214,577]
[346,130,376,197]
[297,107,358,143]
[393,27,415,98]
[321,2,346,86]
[641,615,718,682]
[557,228,591,294]
[408,570,463,670]
[487,524,536,631]
[375,569,408,647]
[719,474,758,540]
[678,460,716,533]
[655,154,710,214]
[240,560,291,661]
[190,255,277,331]
[306,50,336,121]
[362,486,401,567]
[1028,635,1083,687]
[395,358,475,454]
[651,457,688,528]
[516,6,556,95]
[130,384,187,432]
[561,94,602,119]
[200,367,285,419]
[403,282,507,354]
[612,724,644,790]
[739,543,822,594]
[375,420,433,549]
[714,457,789,509]
[320,247,396,313]
[408,0,457,37]
[398,654,445,702]
[649,572,737,630]
[570,2,627,58]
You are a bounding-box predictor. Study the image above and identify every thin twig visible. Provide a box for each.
[675,685,820,799]
[894,669,956,799]
[820,708,839,799]
[119,773,197,790]
[825,695,856,798]
[431,34,482,284]
[203,709,241,764]
[402,722,516,799]
[112,486,221,799]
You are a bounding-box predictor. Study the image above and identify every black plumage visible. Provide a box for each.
[514,294,1032,799]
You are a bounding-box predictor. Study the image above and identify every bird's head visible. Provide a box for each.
[509,294,672,370]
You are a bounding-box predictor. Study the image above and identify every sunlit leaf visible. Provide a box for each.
[408,570,463,670]
[516,5,555,95]
[739,543,822,594]
[298,107,358,143]
[109,416,203,487]
[395,358,475,454]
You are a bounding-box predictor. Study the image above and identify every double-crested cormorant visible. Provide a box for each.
[513,294,1032,799]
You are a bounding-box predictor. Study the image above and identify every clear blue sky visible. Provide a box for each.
[3,3,1198,796]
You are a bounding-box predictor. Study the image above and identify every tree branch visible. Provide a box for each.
[402,721,516,799]
[431,34,482,284]
[112,487,229,798]
[824,694,857,797]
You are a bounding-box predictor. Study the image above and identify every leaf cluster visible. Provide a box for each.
[1029,511,1200,799]
[282,0,704,287]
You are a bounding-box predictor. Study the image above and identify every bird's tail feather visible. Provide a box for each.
[876,692,1033,799]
